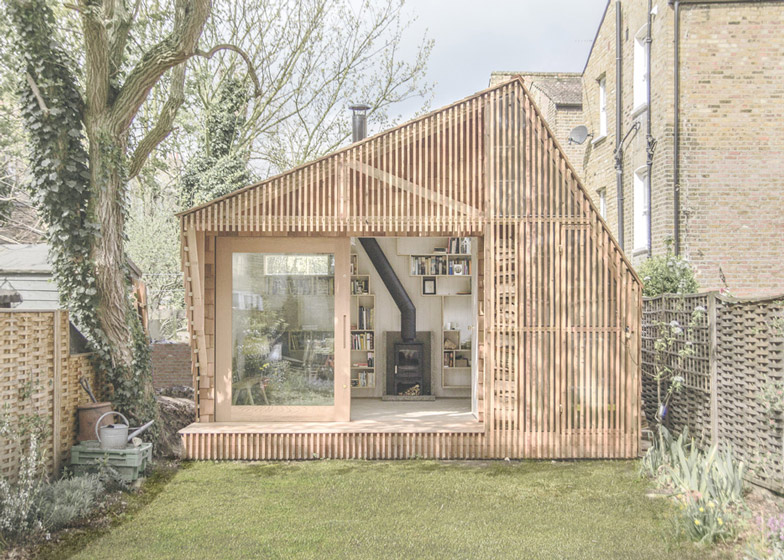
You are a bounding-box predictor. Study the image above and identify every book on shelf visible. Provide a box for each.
[351,332,374,350]
[357,305,375,330]
[350,277,369,294]
[367,351,374,367]
[411,255,447,275]
[446,237,471,255]
[350,254,358,275]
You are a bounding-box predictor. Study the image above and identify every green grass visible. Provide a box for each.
[65,460,732,560]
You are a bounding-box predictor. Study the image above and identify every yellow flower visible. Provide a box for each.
[694,520,701,526]
[708,501,715,508]
[718,518,723,526]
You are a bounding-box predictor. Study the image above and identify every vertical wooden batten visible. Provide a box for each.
[176,78,642,460]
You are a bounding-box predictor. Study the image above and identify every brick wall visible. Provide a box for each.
[555,0,783,297]
[579,0,675,266]
[679,3,784,296]
[151,343,193,389]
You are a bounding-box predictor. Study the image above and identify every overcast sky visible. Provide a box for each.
[393,0,608,121]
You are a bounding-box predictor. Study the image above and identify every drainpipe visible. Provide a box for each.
[646,0,656,255]
[614,0,625,251]
[672,0,681,255]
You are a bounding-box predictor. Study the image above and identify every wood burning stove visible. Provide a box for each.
[385,332,432,396]
[393,342,424,395]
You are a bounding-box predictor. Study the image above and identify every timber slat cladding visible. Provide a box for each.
[179,78,642,460]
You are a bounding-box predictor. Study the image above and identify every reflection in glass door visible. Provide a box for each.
[216,237,350,422]
[231,253,335,407]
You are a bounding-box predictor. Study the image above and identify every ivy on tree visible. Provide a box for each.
[180,78,250,208]
[4,0,255,431]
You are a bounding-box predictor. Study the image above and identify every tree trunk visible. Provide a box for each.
[89,126,134,371]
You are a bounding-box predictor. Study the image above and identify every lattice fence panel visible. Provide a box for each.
[642,292,784,492]
[716,297,784,491]
[0,311,99,482]
[641,294,711,441]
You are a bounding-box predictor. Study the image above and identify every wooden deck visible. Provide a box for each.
[179,398,486,460]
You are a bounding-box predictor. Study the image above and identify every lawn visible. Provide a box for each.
[66,460,730,560]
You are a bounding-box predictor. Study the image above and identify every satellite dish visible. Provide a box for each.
[568,125,593,145]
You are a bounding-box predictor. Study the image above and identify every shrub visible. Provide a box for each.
[0,433,45,544]
[0,432,106,546]
[35,474,105,532]
[641,426,746,544]
[0,404,106,547]
[745,513,784,560]
[637,243,699,297]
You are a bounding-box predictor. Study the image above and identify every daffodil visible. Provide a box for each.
[718,518,723,526]
[695,520,701,526]
[699,507,704,512]
[708,501,715,508]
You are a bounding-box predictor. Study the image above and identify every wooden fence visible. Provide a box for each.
[0,310,101,481]
[642,292,784,492]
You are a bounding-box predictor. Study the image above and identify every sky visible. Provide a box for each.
[393,0,609,121]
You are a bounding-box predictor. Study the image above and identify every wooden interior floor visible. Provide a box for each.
[179,398,481,434]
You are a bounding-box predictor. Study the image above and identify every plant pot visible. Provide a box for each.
[77,401,113,441]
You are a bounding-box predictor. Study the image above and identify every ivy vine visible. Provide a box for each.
[7,0,158,434]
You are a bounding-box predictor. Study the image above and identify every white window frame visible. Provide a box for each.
[598,188,607,219]
[598,77,607,138]
[633,167,650,253]
[633,25,649,113]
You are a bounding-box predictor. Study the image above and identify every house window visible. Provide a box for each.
[634,168,650,253]
[598,77,607,137]
[598,188,607,219]
[634,26,649,111]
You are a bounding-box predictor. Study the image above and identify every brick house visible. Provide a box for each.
[493,0,784,297]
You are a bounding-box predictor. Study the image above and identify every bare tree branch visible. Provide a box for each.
[108,0,210,136]
[25,72,49,116]
[106,0,135,80]
[79,0,111,114]
[194,43,262,97]
[127,62,186,179]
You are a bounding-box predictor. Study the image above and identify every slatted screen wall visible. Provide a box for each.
[180,79,641,459]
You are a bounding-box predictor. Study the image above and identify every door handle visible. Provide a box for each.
[343,314,347,349]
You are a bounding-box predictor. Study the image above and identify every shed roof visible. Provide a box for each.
[176,78,637,283]
[0,244,51,273]
[0,243,143,278]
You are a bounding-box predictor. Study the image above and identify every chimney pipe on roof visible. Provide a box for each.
[350,104,370,142]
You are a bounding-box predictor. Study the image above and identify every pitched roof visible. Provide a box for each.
[0,243,143,278]
[0,243,51,273]
[490,71,582,107]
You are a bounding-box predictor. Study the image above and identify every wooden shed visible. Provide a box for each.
[178,78,642,460]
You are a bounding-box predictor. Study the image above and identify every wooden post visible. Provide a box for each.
[708,292,719,445]
[52,310,62,474]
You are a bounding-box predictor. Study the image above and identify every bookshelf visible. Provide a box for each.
[350,251,376,390]
[442,330,472,389]
[397,237,474,392]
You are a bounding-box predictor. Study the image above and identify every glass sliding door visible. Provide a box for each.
[216,238,350,421]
